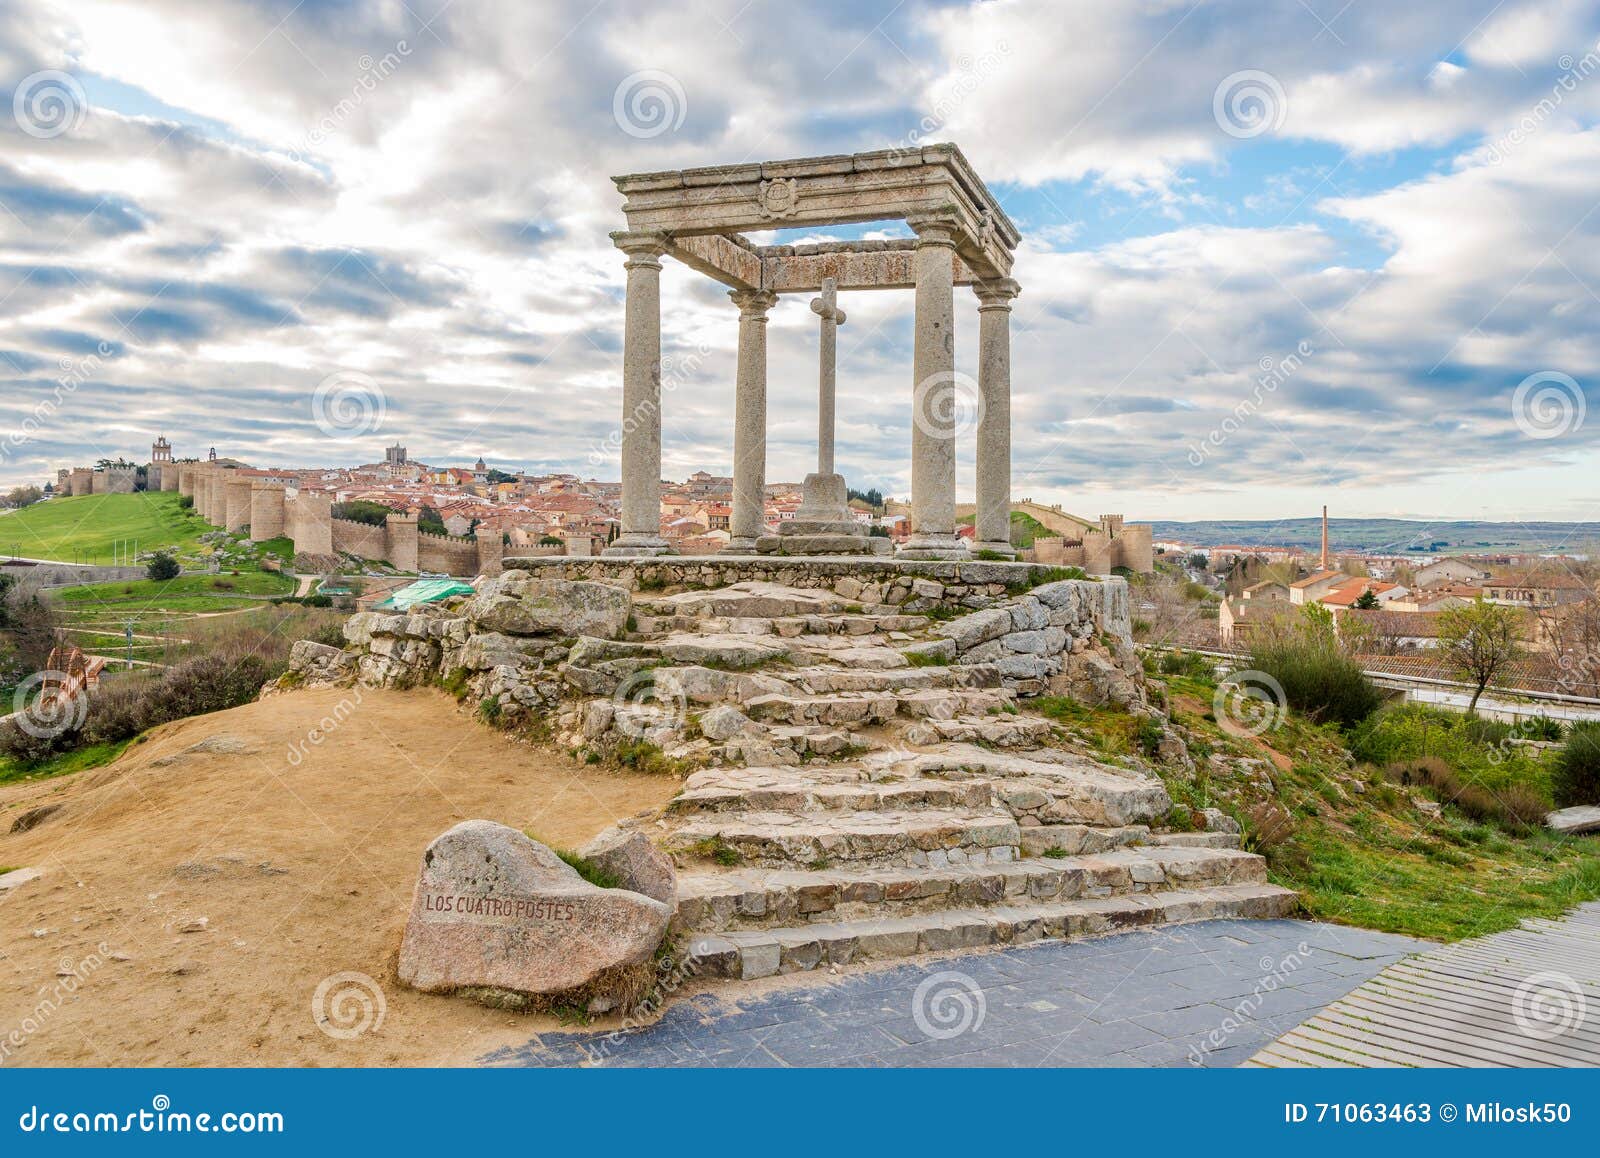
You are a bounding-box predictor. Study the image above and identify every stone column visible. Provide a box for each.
[901,214,967,559]
[723,288,777,555]
[604,230,673,557]
[974,278,1019,558]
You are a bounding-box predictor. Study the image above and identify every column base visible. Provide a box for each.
[897,533,970,560]
[972,540,1018,559]
[603,534,675,557]
[719,538,760,556]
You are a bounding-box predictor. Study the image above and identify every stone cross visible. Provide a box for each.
[809,277,847,476]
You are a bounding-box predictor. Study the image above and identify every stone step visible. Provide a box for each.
[879,745,1171,827]
[672,846,1272,934]
[684,883,1301,980]
[663,807,1022,868]
[1019,823,1151,856]
[633,612,931,638]
[775,663,997,695]
[897,714,1053,747]
[783,642,915,670]
[740,688,1012,727]
[1149,831,1246,850]
[670,769,993,815]
[669,761,1169,828]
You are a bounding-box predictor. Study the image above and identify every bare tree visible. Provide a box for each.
[1437,598,1525,713]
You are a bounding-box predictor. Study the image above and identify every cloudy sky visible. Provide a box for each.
[1,0,1597,522]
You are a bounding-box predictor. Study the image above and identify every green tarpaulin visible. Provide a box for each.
[372,578,476,611]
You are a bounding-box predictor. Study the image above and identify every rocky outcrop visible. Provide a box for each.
[465,572,631,639]
[397,821,671,1011]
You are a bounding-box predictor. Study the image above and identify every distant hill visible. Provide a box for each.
[1144,518,1600,556]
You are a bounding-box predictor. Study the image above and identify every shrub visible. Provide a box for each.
[0,716,77,765]
[1385,756,1547,832]
[1158,650,1214,679]
[1248,612,1382,729]
[1552,722,1600,808]
[1243,801,1295,854]
[82,652,278,745]
[145,551,181,581]
[177,495,194,510]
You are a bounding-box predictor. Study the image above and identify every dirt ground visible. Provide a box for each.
[0,687,680,1066]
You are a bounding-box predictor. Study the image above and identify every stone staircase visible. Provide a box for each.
[303,570,1299,991]
[559,580,1297,981]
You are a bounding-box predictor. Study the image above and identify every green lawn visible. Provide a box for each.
[0,492,214,563]
[56,572,295,604]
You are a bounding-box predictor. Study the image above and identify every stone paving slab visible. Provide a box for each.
[480,918,1427,1068]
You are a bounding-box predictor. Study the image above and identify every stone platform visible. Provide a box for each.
[503,555,1065,597]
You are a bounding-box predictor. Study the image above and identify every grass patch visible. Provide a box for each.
[1142,666,1600,941]
[904,650,951,668]
[1034,696,1162,759]
[686,835,742,866]
[0,738,133,785]
[56,571,295,605]
[544,845,623,889]
[438,667,471,702]
[0,491,213,563]
[613,739,694,777]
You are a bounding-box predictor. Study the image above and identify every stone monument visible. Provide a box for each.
[598,145,1020,560]
[760,277,880,555]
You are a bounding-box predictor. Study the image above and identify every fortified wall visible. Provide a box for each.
[174,467,499,577]
[1026,512,1153,575]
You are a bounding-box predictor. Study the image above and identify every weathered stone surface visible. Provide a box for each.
[933,607,1013,652]
[900,638,956,662]
[398,821,670,1006]
[458,632,548,671]
[699,704,759,741]
[655,634,788,668]
[0,866,43,893]
[579,827,677,905]
[655,665,790,705]
[1547,805,1600,835]
[466,577,630,639]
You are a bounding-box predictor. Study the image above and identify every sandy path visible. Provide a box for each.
[0,688,680,1067]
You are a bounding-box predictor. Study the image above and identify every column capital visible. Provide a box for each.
[974,277,1021,310]
[611,229,669,267]
[906,211,961,249]
[729,288,779,319]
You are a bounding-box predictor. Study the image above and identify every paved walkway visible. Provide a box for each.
[1251,902,1600,1067]
[483,919,1426,1068]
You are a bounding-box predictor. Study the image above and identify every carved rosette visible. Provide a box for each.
[757,177,800,219]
